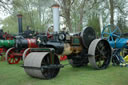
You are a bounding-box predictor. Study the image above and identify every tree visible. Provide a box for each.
[1,0,56,33]
[108,0,127,25]
[1,0,128,35]
[74,0,86,32]
[57,0,73,32]
[109,0,114,25]
[57,0,99,32]
[117,16,128,33]
[2,15,18,34]
[0,0,11,11]
[87,14,101,37]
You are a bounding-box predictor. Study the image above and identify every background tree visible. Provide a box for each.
[57,0,73,32]
[0,0,128,35]
[1,0,56,34]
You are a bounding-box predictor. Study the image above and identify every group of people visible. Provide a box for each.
[0,29,14,40]
[47,25,69,33]
[0,25,69,39]
[47,25,69,38]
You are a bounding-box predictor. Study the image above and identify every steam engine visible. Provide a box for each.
[5,37,38,64]
[23,27,112,79]
[3,14,38,64]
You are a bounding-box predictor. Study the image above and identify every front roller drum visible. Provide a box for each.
[23,52,60,79]
[88,39,112,69]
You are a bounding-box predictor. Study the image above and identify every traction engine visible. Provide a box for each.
[22,27,112,79]
[0,14,37,62]
[0,40,14,61]
[0,31,14,61]
[5,37,38,64]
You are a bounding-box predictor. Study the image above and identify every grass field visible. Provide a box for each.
[0,60,128,85]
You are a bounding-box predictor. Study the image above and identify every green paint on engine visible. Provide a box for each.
[72,38,80,45]
[0,40,15,48]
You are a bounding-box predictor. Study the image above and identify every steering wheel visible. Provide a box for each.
[101,25,121,41]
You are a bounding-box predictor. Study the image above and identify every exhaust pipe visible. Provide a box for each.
[52,4,60,32]
[17,14,23,34]
[99,14,103,33]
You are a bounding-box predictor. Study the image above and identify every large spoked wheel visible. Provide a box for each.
[0,48,7,61]
[88,39,112,69]
[24,52,60,79]
[101,25,121,41]
[5,47,21,64]
[22,48,31,61]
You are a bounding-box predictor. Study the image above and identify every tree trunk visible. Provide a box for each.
[65,9,72,32]
[61,0,72,32]
[77,0,86,32]
[38,0,42,26]
[109,0,114,25]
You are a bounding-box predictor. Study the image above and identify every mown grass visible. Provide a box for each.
[0,60,128,85]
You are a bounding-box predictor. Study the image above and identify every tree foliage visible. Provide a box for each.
[87,14,101,37]
[2,0,56,34]
[0,0,128,34]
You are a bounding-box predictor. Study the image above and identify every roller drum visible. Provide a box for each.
[24,52,48,78]
[24,52,60,79]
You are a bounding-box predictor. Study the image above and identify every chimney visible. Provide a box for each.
[52,4,60,32]
[99,14,103,33]
[17,14,23,34]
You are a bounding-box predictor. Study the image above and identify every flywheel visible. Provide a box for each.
[81,27,96,48]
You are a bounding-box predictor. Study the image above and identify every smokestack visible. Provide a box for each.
[52,4,60,32]
[17,14,23,34]
[99,14,103,33]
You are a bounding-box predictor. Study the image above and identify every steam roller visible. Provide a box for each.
[3,13,66,64]
[23,27,112,79]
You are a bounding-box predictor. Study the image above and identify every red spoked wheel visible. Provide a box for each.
[5,47,21,64]
[22,48,31,61]
[0,54,5,61]
[0,48,7,61]
[0,48,4,61]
